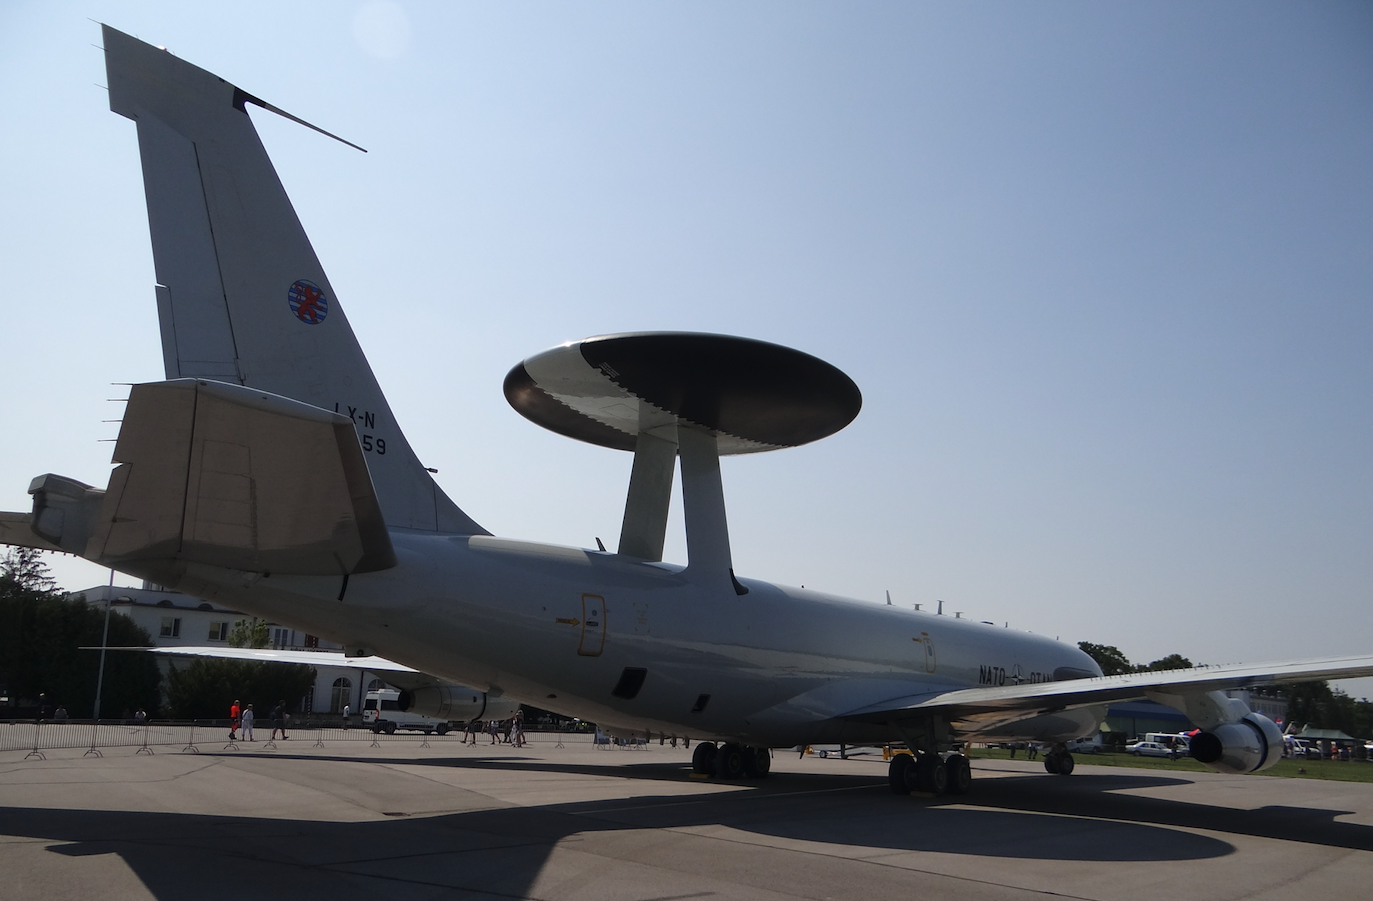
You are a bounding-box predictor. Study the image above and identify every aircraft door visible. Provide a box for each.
[578,593,606,656]
[917,632,936,673]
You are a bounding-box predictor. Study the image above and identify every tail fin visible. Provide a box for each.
[102,25,484,534]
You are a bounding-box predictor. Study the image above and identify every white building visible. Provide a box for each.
[1224,689,1289,728]
[81,584,394,716]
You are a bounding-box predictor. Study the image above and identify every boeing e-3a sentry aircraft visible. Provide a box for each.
[5,26,1372,796]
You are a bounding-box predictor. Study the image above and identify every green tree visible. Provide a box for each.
[1077,642,1132,676]
[0,578,161,717]
[164,658,316,719]
[1,547,57,592]
[1137,654,1193,672]
[1282,681,1373,738]
[228,617,270,648]
[1283,681,1332,730]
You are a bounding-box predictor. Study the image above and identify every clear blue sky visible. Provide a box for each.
[2,2,1370,695]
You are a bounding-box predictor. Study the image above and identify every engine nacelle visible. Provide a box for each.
[1189,712,1284,774]
[397,685,522,723]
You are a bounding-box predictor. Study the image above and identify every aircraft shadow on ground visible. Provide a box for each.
[5,759,1370,900]
[219,749,1373,855]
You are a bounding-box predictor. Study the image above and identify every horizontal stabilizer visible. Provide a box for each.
[0,512,63,553]
[87,379,396,575]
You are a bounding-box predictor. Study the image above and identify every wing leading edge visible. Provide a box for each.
[841,655,1373,736]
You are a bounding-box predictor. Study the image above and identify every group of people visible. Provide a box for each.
[463,710,526,747]
[228,699,292,742]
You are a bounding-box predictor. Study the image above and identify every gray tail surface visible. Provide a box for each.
[102,25,484,534]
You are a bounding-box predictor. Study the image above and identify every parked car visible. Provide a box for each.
[1125,740,1181,758]
[1066,736,1102,754]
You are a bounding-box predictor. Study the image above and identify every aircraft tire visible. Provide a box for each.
[888,753,914,795]
[818,749,829,758]
[917,756,948,794]
[743,746,771,778]
[1044,753,1061,774]
[716,743,746,779]
[1057,752,1075,775]
[946,754,972,795]
[692,741,718,775]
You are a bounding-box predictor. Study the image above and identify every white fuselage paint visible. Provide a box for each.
[158,531,1104,748]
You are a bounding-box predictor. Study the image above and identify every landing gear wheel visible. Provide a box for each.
[692,741,718,775]
[742,747,771,778]
[945,754,972,795]
[916,755,948,794]
[1044,749,1075,775]
[888,753,915,795]
[715,743,746,779]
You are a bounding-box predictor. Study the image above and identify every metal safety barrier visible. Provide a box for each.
[0,720,603,757]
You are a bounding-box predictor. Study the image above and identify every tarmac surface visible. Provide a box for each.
[2,735,1371,900]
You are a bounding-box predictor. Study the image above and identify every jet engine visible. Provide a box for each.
[1189,712,1284,774]
[397,685,522,723]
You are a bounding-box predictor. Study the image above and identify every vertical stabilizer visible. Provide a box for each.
[102,25,485,534]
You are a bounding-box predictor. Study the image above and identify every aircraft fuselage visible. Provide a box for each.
[152,531,1103,747]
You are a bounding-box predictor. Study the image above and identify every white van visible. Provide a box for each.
[363,688,454,735]
[1144,732,1190,751]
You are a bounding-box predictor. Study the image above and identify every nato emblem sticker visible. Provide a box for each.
[288,279,328,324]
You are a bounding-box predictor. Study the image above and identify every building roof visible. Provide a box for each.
[1296,727,1357,741]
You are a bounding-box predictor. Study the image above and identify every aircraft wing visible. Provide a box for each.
[129,646,519,720]
[139,645,420,673]
[840,655,1373,735]
[134,645,464,693]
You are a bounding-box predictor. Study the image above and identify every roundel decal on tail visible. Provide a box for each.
[288,279,328,324]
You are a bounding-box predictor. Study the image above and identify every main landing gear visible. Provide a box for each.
[692,741,771,779]
[887,751,972,796]
[1043,744,1075,775]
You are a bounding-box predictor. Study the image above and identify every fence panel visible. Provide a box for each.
[0,721,599,755]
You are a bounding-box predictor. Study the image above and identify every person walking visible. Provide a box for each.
[241,704,255,741]
[229,699,241,741]
[463,719,479,745]
[342,703,351,729]
[270,700,289,740]
[511,710,526,748]
[488,718,499,745]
